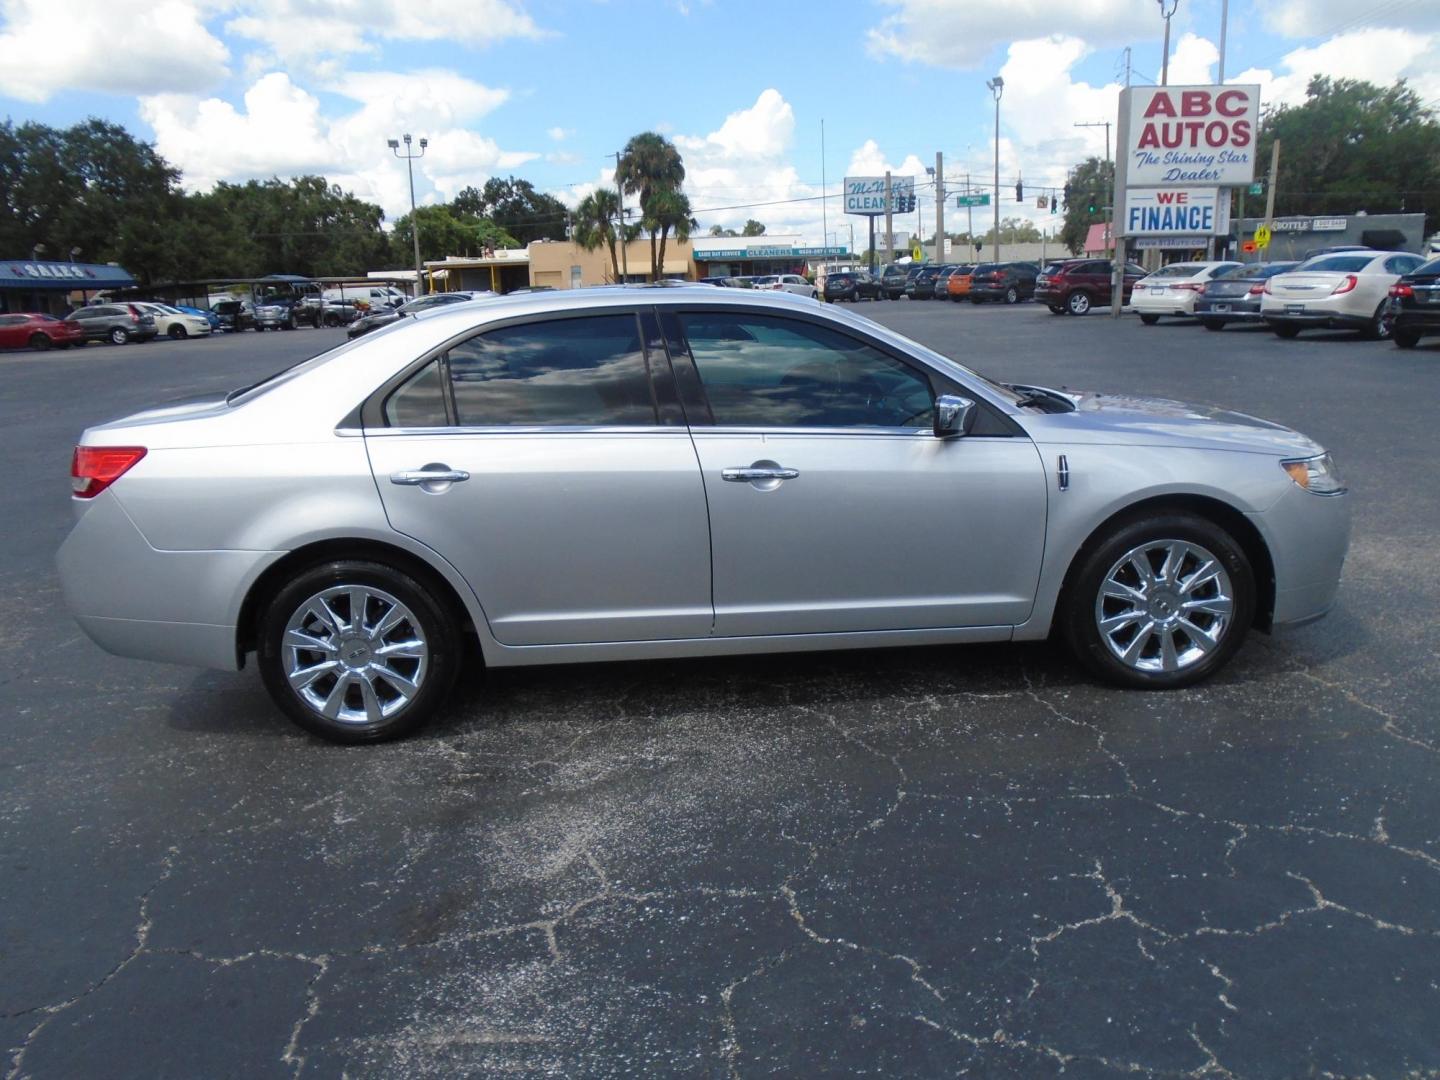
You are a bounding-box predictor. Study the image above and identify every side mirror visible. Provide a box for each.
[934,394,975,439]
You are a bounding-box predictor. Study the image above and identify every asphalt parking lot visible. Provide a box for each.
[4,307,1440,1078]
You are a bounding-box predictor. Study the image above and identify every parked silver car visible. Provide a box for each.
[58,288,1350,742]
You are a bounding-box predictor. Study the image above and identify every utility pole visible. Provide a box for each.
[1123,46,1132,87]
[1261,139,1281,264]
[965,172,973,248]
[820,118,829,275]
[389,133,428,296]
[934,151,945,263]
[1075,119,1114,270]
[1217,0,1228,82]
[884,171,893,264]
[986,76,1004,263]
[614,150,629,282]
[1158,0,1179,86]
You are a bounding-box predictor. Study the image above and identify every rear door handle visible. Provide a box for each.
[722,466,799,482]
[390,466,470,486]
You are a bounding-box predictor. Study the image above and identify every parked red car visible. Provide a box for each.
[1035,258,1147,316]
[0,312,86,351]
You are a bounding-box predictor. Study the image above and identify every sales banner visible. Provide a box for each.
[1119,84,1261,187]
[1120,187,1231,237]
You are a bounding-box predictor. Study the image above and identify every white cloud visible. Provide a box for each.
[1233,28,1440,110]
[140,69,536,220]
[547,127,573,142]
[1260,0,1440,38]
[1163,32,1218,85]
[0,0,228,102]
[866,0,1152,69]
[676,88,795,161]
[225,0,545,64]
[845,141,929,182]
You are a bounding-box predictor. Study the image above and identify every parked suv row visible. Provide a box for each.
[951,262,1040,304]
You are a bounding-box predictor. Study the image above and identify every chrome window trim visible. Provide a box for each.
[364,424,685,437]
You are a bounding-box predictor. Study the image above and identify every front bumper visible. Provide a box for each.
[57,490,282,671]
[1249,481,1351,626]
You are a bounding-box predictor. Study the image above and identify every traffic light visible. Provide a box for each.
[1063,182,1072,207]
[1050,195,1058,213]
[1015,179,1023,202]
[1087,193,1097,214]
[974,240,982,252]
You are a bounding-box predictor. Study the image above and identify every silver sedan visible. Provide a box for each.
[58,288,1351,742]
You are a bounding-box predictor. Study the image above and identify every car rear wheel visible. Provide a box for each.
[28,333,52,351]
[1201,319,1225,331]
[168,324,187,339]
[108,327,129,345]
[1139,314,1160,325]
[258,560,462,743]
[1004,286,1019,304]
[1271,322,1301,339]
[1363,301,1390,341]
[1393,328,1420,349]
[1062,513,1255,690]
[1067,291,1092,316]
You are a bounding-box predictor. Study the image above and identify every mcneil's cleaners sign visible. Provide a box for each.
[1120,85,1261,187]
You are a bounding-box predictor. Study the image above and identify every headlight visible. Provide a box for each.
[1281,453,1345,495]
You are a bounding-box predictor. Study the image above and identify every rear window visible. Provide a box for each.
[1148,264,1204,279]
[829,273,856,283]
[1296,255,1374,273]
[1415,258,1440,276]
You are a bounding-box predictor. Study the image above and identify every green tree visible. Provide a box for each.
[1059,156,1113,254]
[572,188,624,281]
[741,219,766,236]
[458,176,569,243]
[643,187,697,280]
[389,205,518,265]
[1255,77,1440,234]
[709,224,738,237]
[617,131,687,278]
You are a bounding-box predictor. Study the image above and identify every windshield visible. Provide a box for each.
[1296,255,1375,273]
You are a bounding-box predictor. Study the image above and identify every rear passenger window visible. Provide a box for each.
[385,361,449,427]
[447,314,657,427]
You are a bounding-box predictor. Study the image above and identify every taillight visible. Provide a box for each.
[1390,283,1414,299]
[1331,275,1358,295]
[1263,280,1275,295]
[1248,283,1265,295]
[71,446,146,498]
[1175,282,1204,292]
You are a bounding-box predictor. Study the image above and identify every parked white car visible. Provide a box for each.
[324,286,407,311]
[1131,262,1242,323]
[1261,250,1430,339]
[758,273,819,300]
[134,303,213,340]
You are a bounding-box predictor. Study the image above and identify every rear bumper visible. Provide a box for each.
[57,490,283,671]
[1195,298,1263,320]
[1131,293,1197,316]
[1393,311,1440,334]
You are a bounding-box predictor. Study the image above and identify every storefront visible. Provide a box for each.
[691,236,849,279]
[0,259,137,315]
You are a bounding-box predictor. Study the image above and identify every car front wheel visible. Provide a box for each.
[168,324,187,339]
[258,560,463,743]
[1062,514,1255,689]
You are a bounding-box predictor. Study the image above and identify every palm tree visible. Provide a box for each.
[643,188,697,282]
[617,132,686,278]
[572,189,622,282]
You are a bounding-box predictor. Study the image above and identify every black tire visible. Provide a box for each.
[1004,286,1019,305]
[1393,328,1420,349]
[256,325,266,332]
[1201,319,1225,332]
[1067,291,1093,316]
[1271,322,1301,339]
[1139,314,1160,325]
[1363,301,1390,341]
[324,313,339,327]
[28,333,52,351]
[258,559,463,744]
[168,324,187,339]
[1049,305,1065,315]
[1061,512,1255,690]
[108,326,129,345]
[285,312,298,331]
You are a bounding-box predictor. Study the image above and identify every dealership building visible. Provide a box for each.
[0,259,137,315]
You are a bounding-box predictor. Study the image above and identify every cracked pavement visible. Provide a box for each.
[4,308,1439,1077]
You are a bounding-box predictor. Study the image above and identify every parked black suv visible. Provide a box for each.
[1388,256,1440,348]
[967,262,1040,304]
[211,299,256,332]
[823,270,884,302]
[64,303,158,345]
[909,264,950,300]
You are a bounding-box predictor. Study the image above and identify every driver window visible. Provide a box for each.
[679,313,934,429]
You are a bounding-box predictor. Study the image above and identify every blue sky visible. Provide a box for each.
[2,0,1437,244]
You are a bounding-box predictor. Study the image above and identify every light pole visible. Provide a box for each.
[388,134,428,295]
[986,76,1003,263]
[1157,0,1179,86]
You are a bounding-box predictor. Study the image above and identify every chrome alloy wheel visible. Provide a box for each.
[1094,539,1234,674]
[282,585,428,725]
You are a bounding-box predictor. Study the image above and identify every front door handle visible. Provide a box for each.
[390,465,470,486]
[722,466,799,482]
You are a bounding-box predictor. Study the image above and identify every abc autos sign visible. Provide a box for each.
[1119,84,1260,186]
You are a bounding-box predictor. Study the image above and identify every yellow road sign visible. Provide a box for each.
[1254,224,1272,249]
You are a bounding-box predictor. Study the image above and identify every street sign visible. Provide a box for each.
[1254,224,1272,249]
[955,194,989,208]
[1247,181,1264,196]
[1035,196,1049,210]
